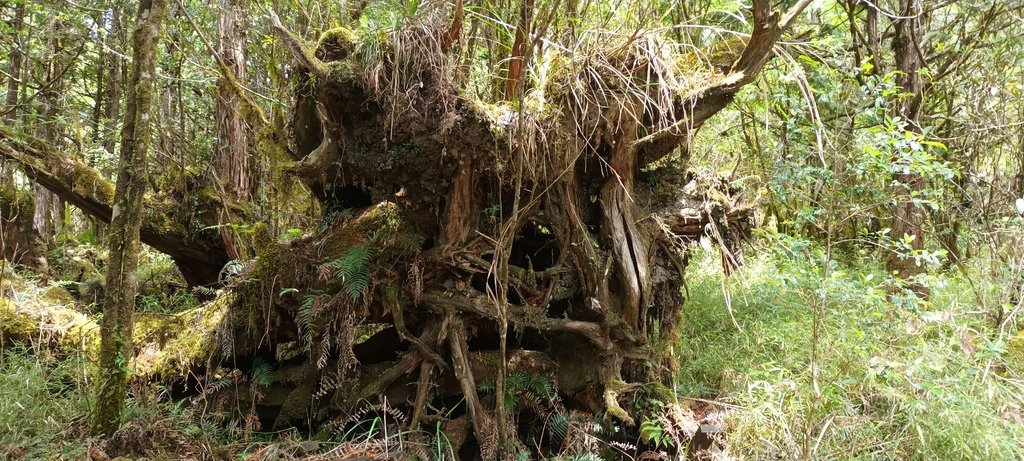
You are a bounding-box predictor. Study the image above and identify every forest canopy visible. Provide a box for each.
[1,0,1024,459]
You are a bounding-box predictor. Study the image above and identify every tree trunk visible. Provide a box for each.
[31,18,70,246]
[887,0,928,295]
[215,0,251,199]
[92,0,167,436]
[214,0,251,260]
[0,127,231,287]
[101,6,125,160]
[3,2,24,117]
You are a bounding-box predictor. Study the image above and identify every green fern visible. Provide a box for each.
[250,357,274,387]
[479,372,555,409]
[327,243,373,300]
[640,417,675,449]
[548,411,570,448]
[299,292,318,347]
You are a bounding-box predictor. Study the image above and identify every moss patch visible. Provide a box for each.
[40,285,75,305]
[0,298,38,337]
[317,27,358,61]
[133,291,233,378]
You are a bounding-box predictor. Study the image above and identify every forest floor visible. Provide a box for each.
[1,233,1023,460]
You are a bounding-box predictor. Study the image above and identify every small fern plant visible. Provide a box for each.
[298,291,321,348]
[479,372,555,409]
[326,243,373,300]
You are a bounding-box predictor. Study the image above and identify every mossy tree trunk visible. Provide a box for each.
[92,0,167,436]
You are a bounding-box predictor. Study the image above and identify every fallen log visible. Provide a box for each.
[0,287,234,379]
[0,127,230,286]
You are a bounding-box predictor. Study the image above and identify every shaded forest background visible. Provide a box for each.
[2,0,1024,459]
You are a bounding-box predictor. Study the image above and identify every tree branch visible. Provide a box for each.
[636,0,813,164]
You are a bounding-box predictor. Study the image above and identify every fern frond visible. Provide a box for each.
[299,293,317,348]
[328,243,373,300]
[548,410,570,448]
[250,357,274,387]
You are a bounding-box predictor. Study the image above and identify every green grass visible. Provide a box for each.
[0,348,90,460]
[676,235,1024,459]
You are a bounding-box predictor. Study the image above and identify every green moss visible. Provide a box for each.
[40,285,75,305]
[0,296,101,357]
[133,291,233,377]
[70,163,115,204]
[0,185,34,213]
[0,298,38,337]
[1,264,22,292]
[1007,332,1024,375]
[318,27,358,61]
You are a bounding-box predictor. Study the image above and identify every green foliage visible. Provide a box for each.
[298,291,319,348]
[678,242,1024,459]
[479,372,555,410]
[327,243,373,300]
[250,357,275,387]
[0,349,89,459]
[639,417,674,450]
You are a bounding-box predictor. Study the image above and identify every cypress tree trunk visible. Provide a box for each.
[215,0,250,199]
[92,0,167,436]
[214,0,251,259]
[887,0,928,295]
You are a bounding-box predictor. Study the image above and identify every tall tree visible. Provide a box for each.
[101,6,125,160]
[214,0,250,260]
[92,0,167,436]
[32,18,68,245]
[215,0,250,199]
[3,2,24,118]
[887,0,928,294]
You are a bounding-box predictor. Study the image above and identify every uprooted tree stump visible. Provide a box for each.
[0,0,807,456]
[203,1,802,456]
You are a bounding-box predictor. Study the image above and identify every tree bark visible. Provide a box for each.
[215,0,251,259]
[887,0,928,295]
[215,0,250,199]
[102,6,125,159]
[3,2,24,118]
[92,0,167,436]
[32,18,69,246]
